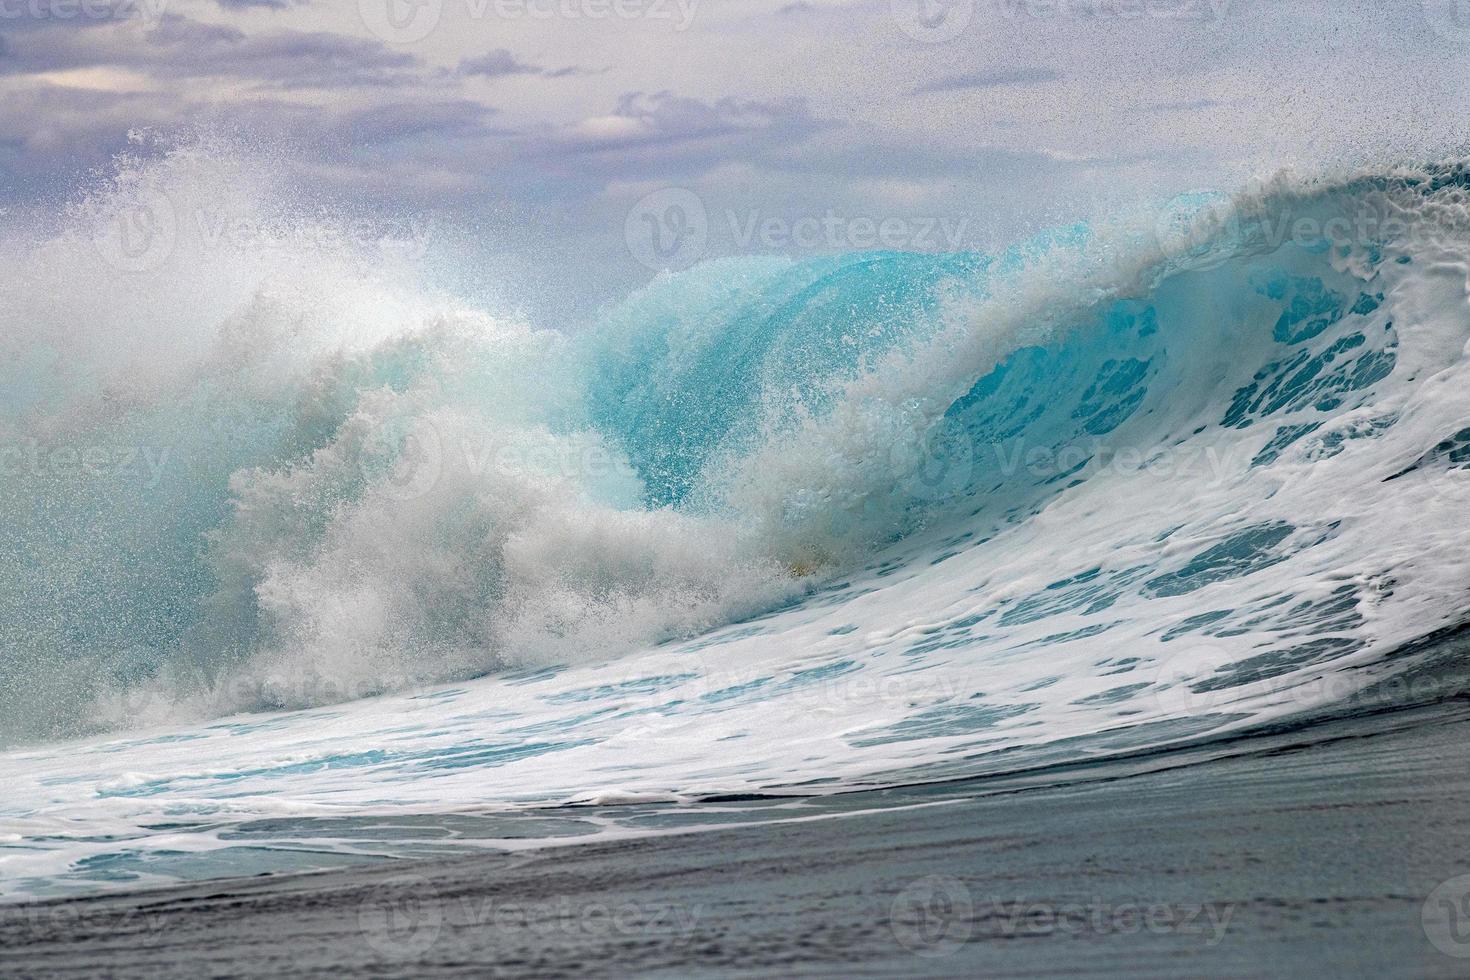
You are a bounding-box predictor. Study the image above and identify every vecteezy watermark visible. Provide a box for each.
[359,0,696,44]
[890,429,1272,508]
[1154,190,1470,272]
[1152,645,1237,715]
[1152,639,1466,720]
[103,663,958,762]
[625,188,709,272]
[193,210,434,261]
[995,0,1232,25]
[106,665,469,720]
[0,440,172,488]
[90,197,432,273]
[893,417,977,504]
[889,877,1235,957]
[587,664,963,721]
[91,190,177,274]
[890,875,975,957]
[1424,873,1470,958]
[892,0,1230,42]
[359,874,444,960]
[357,872,704,962]
[0,900,172,946]
[359,0,443,44]
[0,0,169,26]
[1154,192,1242,272]
[1423,0,1470,41]
[890,0,976,43]
[464,439,641,485]
[727,210,972,253]
[976,897,1235,943]
[624,189,974,271]
[354,424,645,502]
[359,419,445,502]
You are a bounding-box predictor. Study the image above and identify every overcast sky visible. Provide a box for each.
[1,0,1466,319]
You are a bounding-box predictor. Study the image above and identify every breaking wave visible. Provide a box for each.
[7,145,1470,895]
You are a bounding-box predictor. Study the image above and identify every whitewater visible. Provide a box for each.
[4,145,1470,901]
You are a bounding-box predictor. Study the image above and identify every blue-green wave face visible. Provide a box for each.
[2,152,1469,754]
[583,251,992,507]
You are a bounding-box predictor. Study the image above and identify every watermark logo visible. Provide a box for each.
[358,873,444,960]
[978,897,1235,942]
[1153,645,1234,715]
[361,0,696,42]
[997,0,1231,27]
[895,417,976,503]
[0,0,169,26]
[624,189,974,270]
[92,191,177,273]
[483,0,697,28]
[1427,464,1470,507]
[890,0,975,42]
[4,902,172,945]
[361,419,444,501]
[1154,191,1240,272]
[1424,873,1470,957]
[192,209,434,261]
[890,875,974,957]
[882,887,1240,952]
[728,209,971,251]
[0,440,172,487]
[1154,190,1464,273]
[1424,0,1470,40]
[1400,430,1470,509]
[626,187,708,271]
[137,0,169,27]
[117,677,165,719]
[359,0,444,43]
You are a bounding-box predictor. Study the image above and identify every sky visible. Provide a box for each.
[0,0,1467,320]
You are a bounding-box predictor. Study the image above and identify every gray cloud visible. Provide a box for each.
[0,0,146,30]
[556,91,836,155]
[1134,98,1222,113]
[458,49,541,78]
[909,68,1065,96]
[0,83,192,195]
[144,15,425,88]
[336,99,498,144]
[458,49,601,79]
[0,14,427,89]
[215,0,311,9]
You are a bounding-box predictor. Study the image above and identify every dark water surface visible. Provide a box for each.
[5,692,1470,978]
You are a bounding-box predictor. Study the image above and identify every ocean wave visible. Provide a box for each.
[4,144,1470,774]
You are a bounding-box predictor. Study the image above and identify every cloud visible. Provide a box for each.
[909,68,1064,96]
[143,16,425,88]
[0,82,190,195]
[458,49,540,78]
[0,0,143,28]
[335,99,499,144]
[215,0,311,9]
[457,49,601,80]
[0,14,427,89]
[559,91,835,154]
[1134,98,1222,114]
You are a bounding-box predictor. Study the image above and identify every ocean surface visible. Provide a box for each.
[5,148,1470,917]
[8,659,1470,977]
